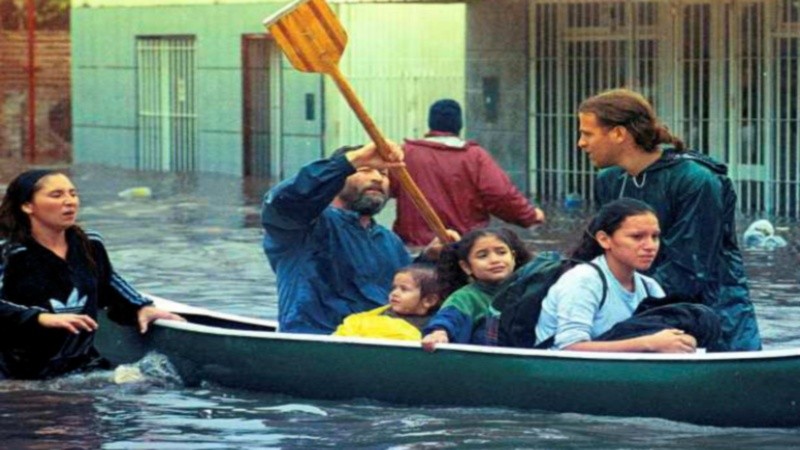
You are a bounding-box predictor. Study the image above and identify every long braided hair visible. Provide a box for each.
[579,88,686,153]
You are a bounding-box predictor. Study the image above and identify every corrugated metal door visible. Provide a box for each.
[136,36,196,172]
[330,4,465,148]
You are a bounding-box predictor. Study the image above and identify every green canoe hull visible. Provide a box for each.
[96,298,800,428]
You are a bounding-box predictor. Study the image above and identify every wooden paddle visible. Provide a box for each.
[263,0,452,243]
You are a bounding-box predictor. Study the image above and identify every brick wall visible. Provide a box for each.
[0,30,71,162]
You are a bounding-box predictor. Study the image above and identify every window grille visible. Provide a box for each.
[529,0,800,217]
[136,36,197,172]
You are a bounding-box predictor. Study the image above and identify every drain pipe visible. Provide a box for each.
[26,0,36,163]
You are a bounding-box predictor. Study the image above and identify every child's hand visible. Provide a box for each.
[421,329,449,352]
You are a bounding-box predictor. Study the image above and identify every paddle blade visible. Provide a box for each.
[263,0,348,73]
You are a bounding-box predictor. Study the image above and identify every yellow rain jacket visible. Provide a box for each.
[333,305,422,341]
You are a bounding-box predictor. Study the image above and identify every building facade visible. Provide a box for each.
[72,0,800,216]
[467,0,800,216]
[71,0,465,179]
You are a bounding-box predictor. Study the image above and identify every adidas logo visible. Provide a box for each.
[49,288,88,313]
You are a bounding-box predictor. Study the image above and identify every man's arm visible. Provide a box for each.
[262,142,404,232]
[473,147,544,226]
[261,155,356,233]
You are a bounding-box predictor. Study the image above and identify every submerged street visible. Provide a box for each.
[1,163,799,447]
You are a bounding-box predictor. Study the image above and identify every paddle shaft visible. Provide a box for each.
[326,64,452,243]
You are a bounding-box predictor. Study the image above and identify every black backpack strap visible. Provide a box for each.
[641,277,652,298]
[583,261,608,309]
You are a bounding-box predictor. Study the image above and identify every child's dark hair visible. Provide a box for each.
[436,227,532,298]
[397,263,444,311]
[570,198,657,261]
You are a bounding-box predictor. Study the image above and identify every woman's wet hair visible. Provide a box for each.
[570,198,658,261]
[436,227,532,298]
[0,169,58,242]
[578,88,685,153]
[0,169,97,272]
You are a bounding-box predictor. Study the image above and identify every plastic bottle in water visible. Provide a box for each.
[117,187,153,199]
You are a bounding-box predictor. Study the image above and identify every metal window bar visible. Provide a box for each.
[531,1,661,205]
[136,36,196,172]
[529,0,799,217]
[773,0,800,216]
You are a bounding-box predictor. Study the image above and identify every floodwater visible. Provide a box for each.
[1,164,800,449]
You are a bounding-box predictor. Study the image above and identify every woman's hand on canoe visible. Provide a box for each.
[137,306,186,334]
[645,329,698,353]
[421,329,449,352]
[38,313,98,334]
[565,328,698,353]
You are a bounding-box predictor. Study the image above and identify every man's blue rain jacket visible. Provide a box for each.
[595,149,762,351]
[262,155,411,334]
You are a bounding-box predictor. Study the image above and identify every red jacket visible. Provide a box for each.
[390,133,539,245]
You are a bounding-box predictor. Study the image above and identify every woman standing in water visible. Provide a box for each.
[0,169,183,379]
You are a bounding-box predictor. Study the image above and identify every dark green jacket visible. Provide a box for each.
[595,149,761,351]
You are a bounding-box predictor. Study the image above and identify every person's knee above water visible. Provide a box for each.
[535,198,719,353]
[0,169,183,380]
[391,99,545,246]
[421,227,532,351]
[333,264,443,341]
[578,88,761,352]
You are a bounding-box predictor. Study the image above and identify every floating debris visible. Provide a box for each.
[118,186,153,199]
[743,219,788,249]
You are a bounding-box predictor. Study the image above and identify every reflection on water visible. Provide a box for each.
[1,164,800,448]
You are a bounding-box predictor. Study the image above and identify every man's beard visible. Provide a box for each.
[348,193,387,216]
[340,186,388,216]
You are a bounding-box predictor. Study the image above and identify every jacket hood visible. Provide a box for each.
[405,133,478,151]
[644,148,728,176]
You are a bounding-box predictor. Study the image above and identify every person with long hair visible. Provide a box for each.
[0,169,183,379]
[577,88,760,351]
[535,198,719,352]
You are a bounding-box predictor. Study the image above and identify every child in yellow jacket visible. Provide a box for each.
[334,264,442,340]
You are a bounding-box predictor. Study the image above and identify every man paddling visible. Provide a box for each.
[262,142,452,334]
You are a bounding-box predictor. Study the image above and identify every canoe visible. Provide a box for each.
[96,296,800,428]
